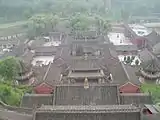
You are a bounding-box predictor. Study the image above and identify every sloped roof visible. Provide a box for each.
[141,58,160,73]
[123,24,138,38]
[54,84,119,105]
[153,42,160,55]
[142,114,160,120]
[68,71,104,78]
[49,32,62,39]
[121,64,140,85]
[33,65,49,85]
[120,93,153,105]
[33,62,62,87]
[69,56,101,71]
[43,63,62,85]
[53,57,65,67]
[29,38,46,50]
[145,30,160,47]
[34,46,57,56]
[0,39,19,45]
[21,94,53,108]
[111,26,125,33]
[21,51,34,64]
[115,45,138,52]
[138,48,155,62]
[58,46,71,62]
[37,105,140,113]
[101,44,128,84]
[74,31,98,39]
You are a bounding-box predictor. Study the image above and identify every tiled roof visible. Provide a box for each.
[121,64,140,85]
[36,105,140,113]
[69,57,101,71]
[74,31,98,39]
[0,39,19,45]
[145,30,160,47]
[21,94,53,108]
[34,46,57,56]
[153,42,160,55]
[33,62,62,87]
[54,84,119,105]
[68,71,104,78]
[141,58,160,73]
[49,32,62,39]
[142,114,160,120]
[120,93,153,105]
[21,51,34,64]
[100,44,128,84]
[111,26,125,33]
[115,45,138,52]
[138,48,156,62]
[29,38,46,50]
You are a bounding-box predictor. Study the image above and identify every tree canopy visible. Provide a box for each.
[141,84,160,104]
[0,57,32,106]
[1,0,160,23]
[0,57,19,81]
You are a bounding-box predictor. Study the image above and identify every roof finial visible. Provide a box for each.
[84,77,89,89]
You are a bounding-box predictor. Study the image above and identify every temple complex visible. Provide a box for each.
[1,28,159,120]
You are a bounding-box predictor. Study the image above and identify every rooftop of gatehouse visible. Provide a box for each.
[72,30,99,39]
[67,56,102,71]
[36,105,140,113]
[67,31,107,45]
[0,83,154,120]
[20,84,153,109]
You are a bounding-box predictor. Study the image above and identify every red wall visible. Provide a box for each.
[34,83,53,94]
[131,37,146,48]
[120,83,140,93]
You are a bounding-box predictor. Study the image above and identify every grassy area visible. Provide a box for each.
[0,21,28,37]
[141,84,160,104]
[0,21,27,29]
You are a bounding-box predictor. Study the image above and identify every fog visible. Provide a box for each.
[0,0,160,23]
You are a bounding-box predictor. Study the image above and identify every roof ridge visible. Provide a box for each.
[42,62,52,81]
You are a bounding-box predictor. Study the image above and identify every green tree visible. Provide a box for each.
[141,84,160,104]
[48,14,60,31]
[69,14,92,32]
[0,57,18,81]
[27,14,46,37]
[27,14,60,38]
[0,83,32,106]
[95,15,111,35]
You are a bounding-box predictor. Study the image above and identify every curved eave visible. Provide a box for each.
[16,71,34,81]
[142,60,160,73]
[140,70,160,80]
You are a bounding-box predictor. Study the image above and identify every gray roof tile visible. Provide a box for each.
[36,105,140,113]
[54,84,119,105]
[120,93,153,105]
[21,94,53,108]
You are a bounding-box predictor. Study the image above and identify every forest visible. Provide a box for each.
[0,0,160,23]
